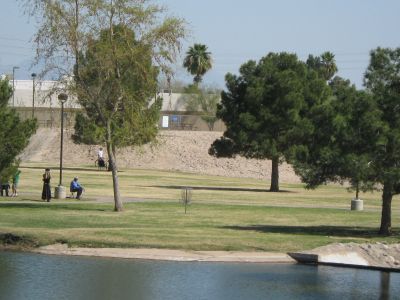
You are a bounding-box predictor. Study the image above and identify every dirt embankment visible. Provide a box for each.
[308,242,400,269]
[20,128,300,183]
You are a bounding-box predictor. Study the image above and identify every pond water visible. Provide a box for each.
[0,252,399,300]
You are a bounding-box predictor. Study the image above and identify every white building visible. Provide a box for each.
[7,80,224,130]
[9,80,80,109]
[9,80,187,111]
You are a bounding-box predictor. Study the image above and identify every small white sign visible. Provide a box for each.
[162,116,169,128]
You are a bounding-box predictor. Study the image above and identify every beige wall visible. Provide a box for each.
[15,107,226,132]
[15,107,79,128]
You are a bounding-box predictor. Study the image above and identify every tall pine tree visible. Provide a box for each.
[0,77,37,180]
[210,52,330,191]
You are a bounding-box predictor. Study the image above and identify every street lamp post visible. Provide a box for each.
[31,73,37,118]
[58,93,68,186]
[12,66,19,107]
[55,93,68,200]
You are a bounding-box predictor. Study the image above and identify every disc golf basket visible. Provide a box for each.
[180,187,192,214]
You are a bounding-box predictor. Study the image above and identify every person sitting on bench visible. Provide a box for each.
[70,177,84,200]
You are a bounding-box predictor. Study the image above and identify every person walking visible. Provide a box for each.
[41,168,52,202]
[11,170,21,197]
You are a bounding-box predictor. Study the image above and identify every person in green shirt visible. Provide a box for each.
[12,170,21,197]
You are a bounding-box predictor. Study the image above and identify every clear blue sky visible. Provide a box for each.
[1,0,399,89]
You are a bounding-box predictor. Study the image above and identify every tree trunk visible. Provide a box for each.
[270,156,280,192]
[379,183,392,235]
[355,182,359,199]
[106,122,123,212]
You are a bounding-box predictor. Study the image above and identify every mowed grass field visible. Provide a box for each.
[0,162,399,252]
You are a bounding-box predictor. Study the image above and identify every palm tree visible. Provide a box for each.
[320,51,338,81]
[183,44,212,85]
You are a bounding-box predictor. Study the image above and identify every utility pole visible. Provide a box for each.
[31,73,37,118]
[12,66,19,107]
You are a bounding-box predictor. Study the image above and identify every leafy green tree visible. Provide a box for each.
[24,0,186,211]
[183,44,212,85]
[0,77,37,181]
[72,112,104,145]
[179,85,220,131]
[364,47,400,235]
[73,24,161,169]
[293,47,400,235]
[209,52,330,191]
[292,77,382,196]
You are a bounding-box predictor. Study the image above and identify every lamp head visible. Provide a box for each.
[31,73,37,79]
[58,93,68,104]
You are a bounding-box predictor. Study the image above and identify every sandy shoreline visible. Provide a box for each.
[32,244,294,263]
[28,243,400,271]
[1,241,398,271]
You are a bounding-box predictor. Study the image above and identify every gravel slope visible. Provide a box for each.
[20,128,300,183]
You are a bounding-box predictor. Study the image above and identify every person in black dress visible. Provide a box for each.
[41,168,51,202]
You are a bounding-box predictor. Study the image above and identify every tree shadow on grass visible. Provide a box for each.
[0,203,108,212]
[148,185,295,193]
[222,225,399,238]
[22,166,94,172]
[20,166,122,173]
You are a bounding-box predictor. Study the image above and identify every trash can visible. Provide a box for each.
[351,198,363,211]
[55,185,66,199]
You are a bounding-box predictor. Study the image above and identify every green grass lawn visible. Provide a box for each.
[0,162,399,252]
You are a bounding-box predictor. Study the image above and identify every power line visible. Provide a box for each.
[0,36,30,42]
[211,51,371,57]
[0,44,33,50]
[0,51,33,57]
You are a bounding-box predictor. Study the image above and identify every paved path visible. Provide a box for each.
[0,192,149,204]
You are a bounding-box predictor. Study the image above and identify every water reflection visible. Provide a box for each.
[380,272,390,300]
[0,252,399,300]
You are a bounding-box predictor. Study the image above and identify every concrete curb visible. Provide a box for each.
[288,252,400,273]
